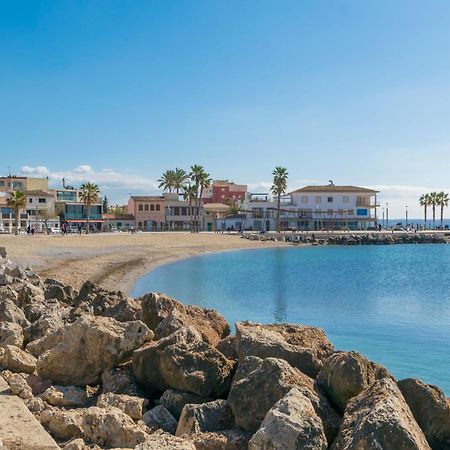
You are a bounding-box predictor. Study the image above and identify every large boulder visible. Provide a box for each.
[135,430,196,450]
[235,322,333,378]
[96,393,148,420]
[42,385,87,407]
[189,430,252,450]
[248,387,327,450]
[159,389,212,420]
[0,321,24,348]
[143,405,178,434]
[227,357,340,444]
[23,303,67,344]
[1,345,37,374]
[26,327,64,358]
[81,406,149,448]
[37,315,152,386]
[176,400,235,437]
[4,372,33,399]
[317,351,391,412]
[101,364,143,397]
[40,408,84,441]
[133,327,234,397]
[140,292,230,346]
[44,279,76,304]
[331,378,431,450]
[0,298,29,327]
[398,378,450,449]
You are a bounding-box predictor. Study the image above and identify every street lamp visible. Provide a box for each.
[405,204,408,228]
[382,207,385,229]
[386,203,389,229]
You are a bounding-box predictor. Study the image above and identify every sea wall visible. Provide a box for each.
[0,246,448,450]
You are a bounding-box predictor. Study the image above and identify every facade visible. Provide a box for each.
[25,190,59,232]
[165,193,201,231]
[102,214,135,232]
[203,180,247,205]
[0,176,49,193]
[127,196,165,231]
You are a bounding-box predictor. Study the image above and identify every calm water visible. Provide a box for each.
[132,245,450,393]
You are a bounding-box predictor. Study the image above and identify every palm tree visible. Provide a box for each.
[271,167,288,232]
[437,191,449,228]
[419,193,430,229]
[6,190,27,235]
[190,165,211,232]
[158,170,176,193]
[79,182,100,234]
[173,168,189,194]
[429,192,438,229]
[183,184,197,231]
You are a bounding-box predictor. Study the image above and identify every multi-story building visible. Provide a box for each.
[165,193,201,231]
[203,180,247,205]
[0,176,49,193]
[127,195,166,231]
[25,190,59,232]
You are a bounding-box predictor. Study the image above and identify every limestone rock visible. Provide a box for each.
[189,430,252,450]
[228,357,340,444]
[0,321,24,348]
[215,336,237,360]
[159,389,212,420]
[63,439,90,450]
[143,405,178,434]
[235,321,334,378]
[7,372,33,399]
[40,408,84,441]
[16,282,45,310]
[317,351,391,412]
[23,303,67,344]
[24,396,47,416]
[37,315,152,386]
[0,298,29,327]
[398,377,450,449]
[81,406,149,448]
[133,327,234,397]
[331,378,431,450]
[141,292,230,346]
[42,385,87,407]
[135,430,196,450]
[249,387,327,450]
[101,364,143,397]
[26,328,64,358]
[25,374,52,395]
[96,393,147,420]
[2,345,37,374]
[176,400,234,437]
[44,279,76,305]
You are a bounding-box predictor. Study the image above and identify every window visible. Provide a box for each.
[357,208,368,216]
[0,181,4,187]
[347,209,354,215]
[38,198,46,203]
[156,204,160,211]
[144,204,149,211]
[315,196,321,204]
[301,196,308,203]
[138,222,142,227]
[150,204,155,211]
[327,197,333,203]
[138,204,143,211]
[29,198,33,203]
[343,196,349,203]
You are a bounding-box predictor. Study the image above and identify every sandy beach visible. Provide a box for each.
[0,232,284,294]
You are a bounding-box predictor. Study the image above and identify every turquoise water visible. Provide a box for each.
[132,245,450,393]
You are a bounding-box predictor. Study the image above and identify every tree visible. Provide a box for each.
[429,192,438,229]
[183,184,197,231]
[437,191,449,228]
[6,190,27,235]
[271,167,288,232]
[36,208,56,234]
[158,170,176,193]
[419,193,430,228]
[224,198,241,215]
[190,165,211,232]
[173,168,189,194]
[79,182,100,234]
[102,196,109,213]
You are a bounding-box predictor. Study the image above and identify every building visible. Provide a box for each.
[25,190,59,232]
[241,193,278,231]
[102,214,135,232]
[0,176,49,193]
[203,180,247,205]
[127,195,165,231]
[165,193,201,231]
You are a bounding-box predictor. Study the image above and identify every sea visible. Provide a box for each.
[132,244,450,393]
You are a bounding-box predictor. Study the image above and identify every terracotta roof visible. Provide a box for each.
[290,185,379,194]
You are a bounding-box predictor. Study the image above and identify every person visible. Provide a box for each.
[78,223,82,235]
[26,225,31,235]
[31,226,35,236]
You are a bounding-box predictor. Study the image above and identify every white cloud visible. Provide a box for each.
[21,165,50,176]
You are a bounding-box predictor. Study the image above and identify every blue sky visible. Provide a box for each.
[1,0,450,217]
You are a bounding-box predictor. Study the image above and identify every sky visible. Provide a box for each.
[1,0,450,217]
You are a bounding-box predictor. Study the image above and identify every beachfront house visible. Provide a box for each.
[127,195,166,231]
[25,190,60,232]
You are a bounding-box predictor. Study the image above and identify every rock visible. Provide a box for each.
[81,406,149,448]
[0,298,29,327]
[2,345,37,374]
[317,351,391,412]
[63,439,90,450]
[44,279,76,304]
[42,385,87,407]
[96,393,147,420]
[23,303,67,344]
[228,357,340,444]
[25,374,52,395]
[0,321,24,348]
[143,405,178,434]
[26,327,64,358]
[24,396,47,416]
[73,281,142,322]
[159,389,212,420]
[7,373,33,399]
[40,408,84,441]
[189,430,252,450]
[331,378,431,450]
[235,321,334,378]
[101,364,143,397]
[133,327,234,397]
[215,336,237,360]
[398,377,450,449]
[135,430,196,450]
[176,400,234,437]
[36,315,152,386]
[16,283,45,310]
[248,387,328,450]
[141,292,230,346]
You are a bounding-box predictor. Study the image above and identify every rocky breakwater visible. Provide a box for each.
[0,246,449,449]
[242,232,448,246]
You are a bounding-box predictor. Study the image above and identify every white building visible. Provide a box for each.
[25,190,59,232]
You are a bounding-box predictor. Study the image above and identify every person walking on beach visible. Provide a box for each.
[31,226,35,236]
[78,223,82,235]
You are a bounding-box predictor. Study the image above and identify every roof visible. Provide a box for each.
[24,190,54,197]
[204,203,231,211]
[290,185,379,194]
[129,196,164,201]
[103,214,134,220]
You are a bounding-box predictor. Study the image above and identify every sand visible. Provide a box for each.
[0,232,283,294]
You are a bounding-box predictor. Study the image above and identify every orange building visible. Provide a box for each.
[127,196,165,231]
